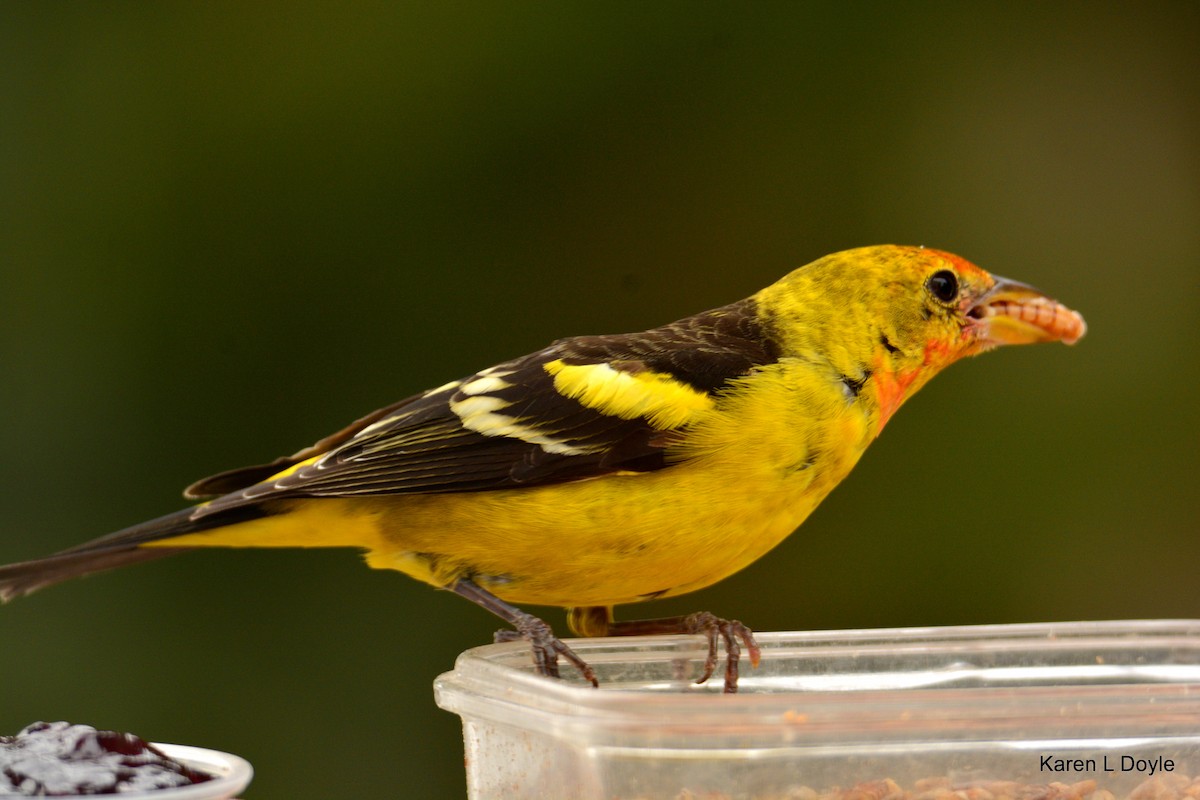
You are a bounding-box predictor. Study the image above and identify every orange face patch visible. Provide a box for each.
[870,360,921,434]
[871,336,963,435]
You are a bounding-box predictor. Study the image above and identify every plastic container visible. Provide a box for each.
[434,620,1200,800]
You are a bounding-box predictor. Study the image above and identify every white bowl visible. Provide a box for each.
[88,744,254,800]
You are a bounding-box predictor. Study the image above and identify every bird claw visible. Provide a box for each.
[452,578,599,687]
[679,611,761,693]
[568,606,762,693]
[496,614,599,688]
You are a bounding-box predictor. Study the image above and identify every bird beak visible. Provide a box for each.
[966,277,1087,346]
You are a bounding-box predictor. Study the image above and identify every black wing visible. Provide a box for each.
[190,298,779,519]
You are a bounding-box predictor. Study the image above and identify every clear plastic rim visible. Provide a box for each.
[434,619,1200,745]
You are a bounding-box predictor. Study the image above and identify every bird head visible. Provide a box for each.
[756,245,1086,432]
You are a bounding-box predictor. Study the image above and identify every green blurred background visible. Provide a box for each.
[2,2,1197,797]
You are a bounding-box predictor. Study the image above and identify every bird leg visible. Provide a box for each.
[451,579,598,687]
[568,606,761,693]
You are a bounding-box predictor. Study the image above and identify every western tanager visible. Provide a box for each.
[0,245,1085,692]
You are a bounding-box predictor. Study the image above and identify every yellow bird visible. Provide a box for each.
[0,245,1085,692]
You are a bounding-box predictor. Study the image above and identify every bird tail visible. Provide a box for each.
[0,504,269,603]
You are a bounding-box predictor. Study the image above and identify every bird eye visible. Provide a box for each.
[926,270,959,303]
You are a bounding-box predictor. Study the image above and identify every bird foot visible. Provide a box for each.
[678,611,761,693]
[452,578,599,687]
[494,613,599,688]
[573,606,762,693]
